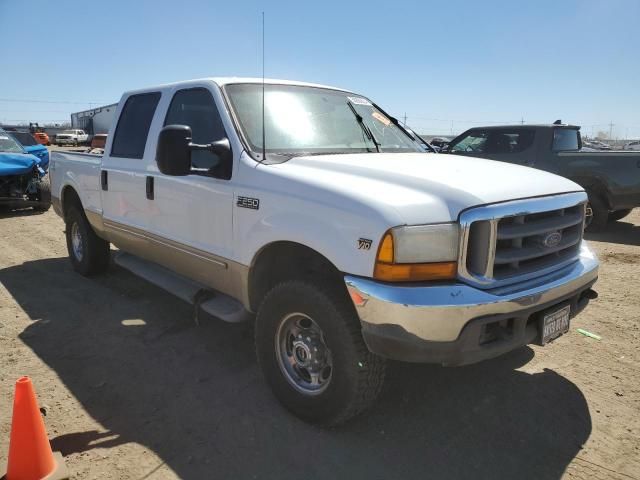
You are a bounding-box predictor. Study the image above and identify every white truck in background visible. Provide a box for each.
[55,129,89,146]
[50,77,599,425]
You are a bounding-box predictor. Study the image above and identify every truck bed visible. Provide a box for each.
[50,150,103,216]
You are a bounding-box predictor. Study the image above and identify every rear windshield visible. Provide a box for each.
[10,131,38,146]
[553,128,580,151]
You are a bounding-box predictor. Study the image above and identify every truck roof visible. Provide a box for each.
[465,123,580,130]
[122,77,355,97]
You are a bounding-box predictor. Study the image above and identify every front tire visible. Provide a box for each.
[34,176,51,212]
[255,280,386,426]
[65,205,110,275]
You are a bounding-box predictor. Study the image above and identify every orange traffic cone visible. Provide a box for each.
[2,376,69,480]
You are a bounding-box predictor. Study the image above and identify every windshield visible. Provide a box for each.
[0,133,26,153]
[224,84,422,159]
[61,130,76,134]
[10,131,38,146]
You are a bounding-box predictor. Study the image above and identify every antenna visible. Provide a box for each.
[261,11,266,163]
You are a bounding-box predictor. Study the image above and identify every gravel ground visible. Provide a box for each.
[0,206,638,480]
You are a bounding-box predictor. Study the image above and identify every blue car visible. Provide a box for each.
[0,129,51,211]
[5,130,50,170]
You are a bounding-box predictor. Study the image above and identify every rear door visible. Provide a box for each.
[100,92,162,256]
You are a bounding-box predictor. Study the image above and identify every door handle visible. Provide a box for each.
[146,176,154,200]
[101,170,108,191]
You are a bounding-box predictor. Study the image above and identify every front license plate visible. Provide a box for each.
[540,305,571,345]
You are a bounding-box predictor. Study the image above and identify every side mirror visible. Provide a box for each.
[156,125,192,176]
[157,124,234,177]
[192,138,233,173]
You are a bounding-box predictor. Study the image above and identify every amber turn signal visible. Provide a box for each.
[374,261,457,282]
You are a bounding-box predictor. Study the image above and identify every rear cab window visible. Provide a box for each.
[111,92,161,158]
[484,130,535,154]
[552,128,580,151]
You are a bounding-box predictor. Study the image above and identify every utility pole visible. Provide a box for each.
[403,113,407,127]
[521,117,524,125]
[609,121,614,141]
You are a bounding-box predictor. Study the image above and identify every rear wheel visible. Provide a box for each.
[255,280,386,426]
[584,191,608,232]
[608,209,633,222]
[65,205,110,275]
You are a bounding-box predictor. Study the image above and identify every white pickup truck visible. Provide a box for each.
[50,78,599,425]
[55,129,89,146]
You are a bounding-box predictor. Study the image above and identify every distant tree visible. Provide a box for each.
[596,130,608,140]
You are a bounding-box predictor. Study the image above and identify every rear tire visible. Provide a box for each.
[608,209,633,222]
[65,205,110,275]
[584,191,608,232]
[255,280,386,426]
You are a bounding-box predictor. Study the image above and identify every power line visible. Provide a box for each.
[0,98,112,105]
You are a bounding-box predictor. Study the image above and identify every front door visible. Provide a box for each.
[147,86,234,294]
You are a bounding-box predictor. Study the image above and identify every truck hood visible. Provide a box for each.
[0,152,42,176]
[273,152,583,224]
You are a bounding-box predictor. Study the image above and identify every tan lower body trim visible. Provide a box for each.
[101,218,249,305]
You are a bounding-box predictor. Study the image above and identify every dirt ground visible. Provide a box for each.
[0,206,639,480]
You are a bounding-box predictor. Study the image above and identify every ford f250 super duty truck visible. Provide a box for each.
[444,124,640,232]
[50,78,599,425]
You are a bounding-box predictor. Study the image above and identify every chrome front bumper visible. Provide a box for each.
[345,243,599,364]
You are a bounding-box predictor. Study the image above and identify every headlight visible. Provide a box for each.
[374,223,459,282]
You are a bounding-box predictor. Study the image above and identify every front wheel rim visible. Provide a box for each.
[71,222,84,261]
[275,313,333,395]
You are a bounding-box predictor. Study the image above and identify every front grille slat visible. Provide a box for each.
[497,212,583,239]
[460,193,587,289]
[494,230,581,265]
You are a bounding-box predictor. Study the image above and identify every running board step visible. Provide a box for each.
[114,252,250,323]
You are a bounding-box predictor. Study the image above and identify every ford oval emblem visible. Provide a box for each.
[543,231,562,248]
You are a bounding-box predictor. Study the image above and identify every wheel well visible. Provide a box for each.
[248,242,344,312]
[569,177,611,209]
[61,185,82,218]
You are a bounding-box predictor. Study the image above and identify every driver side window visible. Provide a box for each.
[450,131,488,153]
[164,88,230,178]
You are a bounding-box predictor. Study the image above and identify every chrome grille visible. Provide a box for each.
[458,192,587,289]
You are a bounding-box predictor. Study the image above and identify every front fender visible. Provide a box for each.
[236,205,387,278]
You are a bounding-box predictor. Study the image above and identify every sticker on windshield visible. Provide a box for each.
[371,111,391,126]
[347,96,372,106]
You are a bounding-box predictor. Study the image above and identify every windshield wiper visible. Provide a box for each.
[346,101,380,153]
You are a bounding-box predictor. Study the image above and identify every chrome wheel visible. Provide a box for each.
[71,222,84,261]
[275,313,333,395]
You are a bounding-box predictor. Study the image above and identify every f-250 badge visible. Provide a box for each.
[237,196,260,210]
[358,238,372,250]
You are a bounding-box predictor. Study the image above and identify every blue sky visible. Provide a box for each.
[1,0,639,138]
